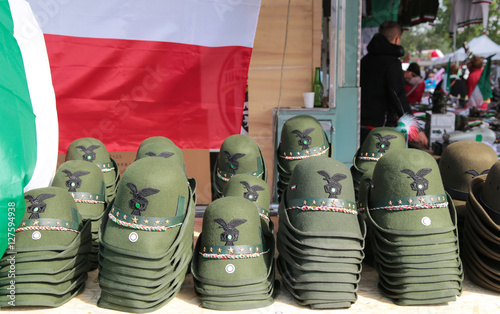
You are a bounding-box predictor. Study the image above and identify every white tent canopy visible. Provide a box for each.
[432,35,500,65]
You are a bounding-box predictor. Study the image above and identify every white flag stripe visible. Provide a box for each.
[10,0,58,191]
[27,0,261,48]
[467,86,484,109]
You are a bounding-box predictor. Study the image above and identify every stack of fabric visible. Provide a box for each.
[66,138,120,202]
[363,148,463,305]
[97,157,195,313]
[52,160,107,270]
[438,141,498,234]
[276,115,331,202]
[191,196,277,311]
[0,187,91,307]
[212,134,267,200]
[351,127,405,200]
[136,136,197,203]
[277,156,365,309]
[462,161,500,292]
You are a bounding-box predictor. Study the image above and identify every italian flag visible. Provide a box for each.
[468,55,493,109]
[0,0,58,255]
[27,0,262,152]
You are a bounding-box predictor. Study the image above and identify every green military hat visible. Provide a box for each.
[212,135,267,200]
[97,157,194,313]
[66,137,120,202]
[191,196,276,311]
[351,127,406,200]
[461,161,500,291]
[0,187,91,308]
[362,148,462,305]
[276,115,331,200]
[138,135,175,149]
[438,140,498,228]
[221,174,272,227]
[276,156,364,309]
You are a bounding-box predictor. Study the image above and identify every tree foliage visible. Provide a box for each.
[401,0,500,55]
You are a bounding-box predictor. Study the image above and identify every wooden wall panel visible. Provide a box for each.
[248,0,321,198]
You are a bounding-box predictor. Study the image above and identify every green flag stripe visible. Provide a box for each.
[478,55,493,100]
[0,0,38,256]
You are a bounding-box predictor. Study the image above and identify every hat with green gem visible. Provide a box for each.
[66,138,120,202]
[0,187,91,308]
[461,161,500,292]
[221,174,272,227]
[191,196,277,311]
[97,157,195,313]
[276,115,332,201]
[351,127,406,200]
[51,160,107,269]
[363,148,463,305]
[438,140,498,226]
[212,135,267,200]
[276,156,364,309]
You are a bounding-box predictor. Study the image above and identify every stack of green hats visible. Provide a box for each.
[351,127,406,201]
[136,136,197,203]
[462,161,500,292]
[0,187,91,307]
[212,134,267,200]
[191,196,277,311]
[66,138,120,202]
[277,156,365,309]
[438,141,498,233]
[51,160,107,270]
[221,174,273,233]
[363,148,463,305]
[276,115,331,202]
[97,157,195,313]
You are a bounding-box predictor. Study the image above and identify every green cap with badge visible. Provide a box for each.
[66,138,120,202]
[97,157,195,313]
[212,135,267,200]
[0,187,91,307]
[191,196,277,311]
[276,115,332,202]
[363,148,463,305]
[52,160,107,270]
[277,156,364,309]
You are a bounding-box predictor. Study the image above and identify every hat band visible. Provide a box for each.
[95,161,115,173]
[279,145,329,161]
[71,191,106,204]
[444,186,468,201]
[357,151,384,161]
[286,197,357,215]
[16,207,80,234]
[108,196,186,232]
[258,206,270,221]
[216,157,264,182]
[479,194,500,225]
[368,194,448,211]
[200,244,269,259]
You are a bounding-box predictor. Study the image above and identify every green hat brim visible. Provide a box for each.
[0,283,85,307]
[277,257,360,284]
[0,253,88,277]
[0,272,87,295]
[378,283,461,302]
[191,232,275,287]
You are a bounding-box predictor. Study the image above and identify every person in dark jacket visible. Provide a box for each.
[448,64,467,100]
[360,21,427,146]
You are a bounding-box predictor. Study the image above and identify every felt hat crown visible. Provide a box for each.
[216,135,266,179]
[193,196,274,286]
[66,137,120,200]
[478,161,500,216]
[439,141,498,200]
[18,187,85,251]
[138,136,175,149]
[278,115,330,167]
[283,156,360,235]
[354,127,406,172]
[52,160,106,219]
[367,148,454,231]
[101,157,190,256]
[222,174,271,221]
[136,138,185,170]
